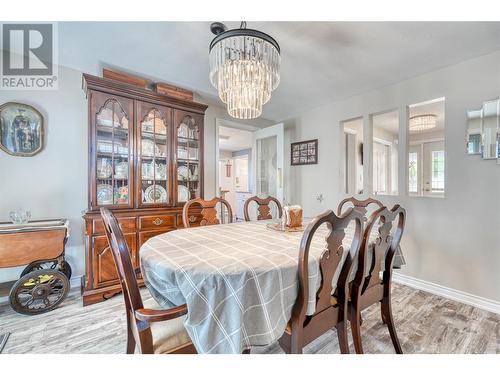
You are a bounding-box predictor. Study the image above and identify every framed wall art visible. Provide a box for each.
[0,102,44,157]
[291,139,318,166]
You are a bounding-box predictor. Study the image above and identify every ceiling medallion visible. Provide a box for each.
[409,114,437,132]
[209,22,281,120]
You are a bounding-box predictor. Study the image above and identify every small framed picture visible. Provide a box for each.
[291,139,318,166]
[0,102,44,157]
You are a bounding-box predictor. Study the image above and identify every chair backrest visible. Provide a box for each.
[353,205,406,293]
[182,197,233,228]
[243,195,283,221]
[291,208,364,324]
[337,197,383,219]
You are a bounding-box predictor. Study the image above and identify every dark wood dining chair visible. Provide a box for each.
[349,205,406,354]
[100,208,196,354]
[278,208,364,354]
[182,197,233,228]
[337,196,383,219]
[243,195,283,221]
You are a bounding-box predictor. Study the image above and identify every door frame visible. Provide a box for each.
[252,122,285,203]
[215,118,259,198]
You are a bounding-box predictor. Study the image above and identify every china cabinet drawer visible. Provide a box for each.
[139,215,176,230]
[93,217,136,236]
[176,211,203,227]
[139,229,174,247]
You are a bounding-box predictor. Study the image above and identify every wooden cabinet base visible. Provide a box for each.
[82,207,202,306]
[81,281,144,306]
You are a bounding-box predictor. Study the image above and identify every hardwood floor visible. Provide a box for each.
[0,283,498,354]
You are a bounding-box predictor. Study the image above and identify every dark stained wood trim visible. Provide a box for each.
[83,74,208,114]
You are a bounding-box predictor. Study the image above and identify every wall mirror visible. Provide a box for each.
[466,98,499,161]
[466,108,482,155]
[370,109,399,196]
[408,98,446,197]
[341,117,364,195]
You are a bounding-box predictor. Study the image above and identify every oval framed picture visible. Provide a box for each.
[0,102,44,157]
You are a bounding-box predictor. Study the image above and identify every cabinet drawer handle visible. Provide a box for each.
[188,215,196,223]
[152,218,164,226]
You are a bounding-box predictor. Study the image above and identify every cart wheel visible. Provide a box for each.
[21,260,72,279]
[9,269,69,315]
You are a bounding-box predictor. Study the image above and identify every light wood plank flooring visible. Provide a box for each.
[1,283,498,354]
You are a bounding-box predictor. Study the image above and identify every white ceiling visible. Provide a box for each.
[219,126,253,151]
[58,22,500,121]
[373,110,399,134]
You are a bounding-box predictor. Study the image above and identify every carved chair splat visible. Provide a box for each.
[182,197,233,228]
[243,196,283,221]
[278,208,364,354]
[349,205,406,354]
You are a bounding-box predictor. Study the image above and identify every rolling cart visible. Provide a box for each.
[0,219,71,315]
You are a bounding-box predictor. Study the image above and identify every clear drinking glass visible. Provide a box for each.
[10,209,31,224]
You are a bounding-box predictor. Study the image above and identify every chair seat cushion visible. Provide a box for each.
[143,298,192,354]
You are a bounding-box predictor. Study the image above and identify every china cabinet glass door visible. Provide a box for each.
[93,94,133,208]
[176,113,202,203]
[138,105,171,206]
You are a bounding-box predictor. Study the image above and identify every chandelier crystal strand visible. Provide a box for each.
[209,25,280,119]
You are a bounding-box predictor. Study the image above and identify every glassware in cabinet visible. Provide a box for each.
[138,105,171,206]
[93,94,133,208]
[176,113,202,203]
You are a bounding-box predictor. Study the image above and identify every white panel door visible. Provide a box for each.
[422,140,445,196]
[252,123,284,204]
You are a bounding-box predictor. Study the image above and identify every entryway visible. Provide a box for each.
[216,119,284,221]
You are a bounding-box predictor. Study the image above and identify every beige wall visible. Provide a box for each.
[282,50,500,302]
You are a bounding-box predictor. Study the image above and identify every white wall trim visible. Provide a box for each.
[393,272,500,315]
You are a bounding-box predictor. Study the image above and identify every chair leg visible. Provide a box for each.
[381,297,403,354]
[126,326,136,354]
[380,305,387,324]
[336,320,350,354]
[290,328,304,354]
[349,307,364,354]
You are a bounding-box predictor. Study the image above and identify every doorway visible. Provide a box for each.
[216,119,284,221]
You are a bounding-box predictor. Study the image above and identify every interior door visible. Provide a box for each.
[252,123,284,207]
[422,140,445,196]
[408,144,422,196]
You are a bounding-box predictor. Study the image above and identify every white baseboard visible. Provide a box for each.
[0,276,82,305]
[393,272,500,315]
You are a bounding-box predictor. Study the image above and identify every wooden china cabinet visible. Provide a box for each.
[81,74,207,305]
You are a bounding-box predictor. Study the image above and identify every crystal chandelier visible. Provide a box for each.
[209,22,281,119]
[409,114,437,131]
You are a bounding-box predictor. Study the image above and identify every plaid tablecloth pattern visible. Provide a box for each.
[140,220,404,354]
